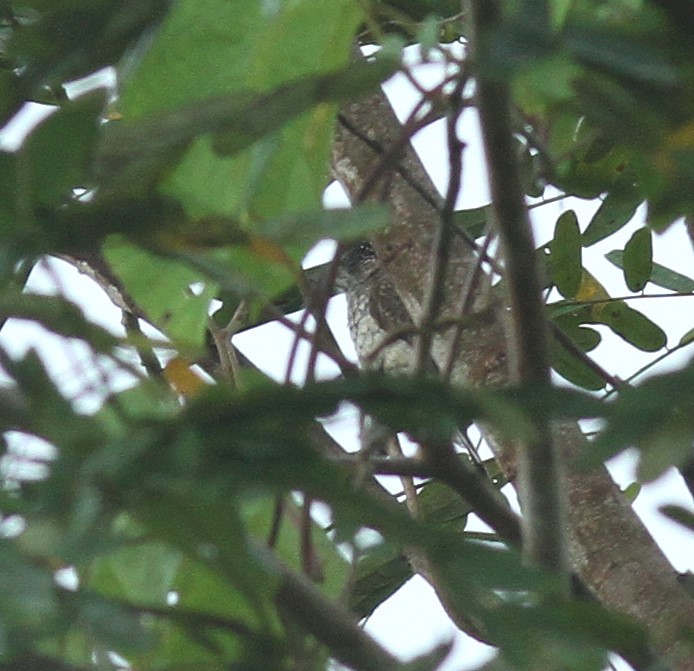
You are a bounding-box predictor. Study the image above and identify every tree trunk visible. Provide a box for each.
[331,84,694,670]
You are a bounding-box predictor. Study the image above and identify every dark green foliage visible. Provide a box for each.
[0,0,693,669]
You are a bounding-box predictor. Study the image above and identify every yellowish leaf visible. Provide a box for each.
[575,270,610,319]
[164,357,206,396]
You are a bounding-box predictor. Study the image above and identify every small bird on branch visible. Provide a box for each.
[336,241,418,376]
[336,241,485,467]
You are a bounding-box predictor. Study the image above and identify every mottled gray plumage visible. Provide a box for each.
[337,242,484,464]
[337,242,415,375]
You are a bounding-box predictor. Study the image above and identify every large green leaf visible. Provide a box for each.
[488,599,651,671]
[5,0,170,94]
[582,180,642,246]
[590,362,694,480]
[565,24,678,86]
[21,91,105,204]
[85,510,282,668]
[596,302,666,352]
[118,0,364,221]
[103,238,218,347]
[96,0,371,343]
[622,227,652,293]
[96,59,399,201]
[452,204,491,239]
[606,249,694,293]
[550,210,582,298]
[573,74,666,149]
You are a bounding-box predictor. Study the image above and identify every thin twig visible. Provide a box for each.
[208,301,247,387]
[122,311,162,379]
[603,337,694,400]
[267,304,357,375]
[302,244,349,383]
[267,496,284,548]
[443,224,496,381]
[560,292,694,307]
[386,435,422,518]
[329,454,437,478]
[413,69,468,374]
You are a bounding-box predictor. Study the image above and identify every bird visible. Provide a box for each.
[335,241,417,376]
[335,241,486,467]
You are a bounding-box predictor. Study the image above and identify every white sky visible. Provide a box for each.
[0,48,693,671]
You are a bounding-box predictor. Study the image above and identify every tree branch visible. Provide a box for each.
[260,544,403,671]
[470,0,569,583]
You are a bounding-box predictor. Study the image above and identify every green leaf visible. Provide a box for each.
[513,54,582,116]
[22,91,106,207]
[554,320,602,353]
[405,642,454,671]
[660,505,694,532]
[550,315,605,390]
[166,246,296,302]
[350,542,412,619]
[582,181,642,246]
[606,249,694,293]
[117,0,365,222]
[93,533,183,605]
[211,58,399,157]
[128,488,280,627]
[338,374,535,444]
[622,227,652,292]
[69,590,157,654]
[622,482,641,503]
[679,327,694,347]
[97,57,398,202]
[488,600,651,671]
[573,74,663,148]
[103,238,218,347]
[565,25,678,86]
[7,1,171,91]
[0,69,22,127]
[550,0,572,31]
[418,480,473,528]
[596,302,666,352]
[550,210,582,298]
[0,291,119,352]
[590,364,694,476]
[553,143,633,199]
[0,540,58,631]
[417,15,443,57]
[452,204,491,239]
[638,418,694,481]
[552,342,606,391]
[253,205,390,250]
